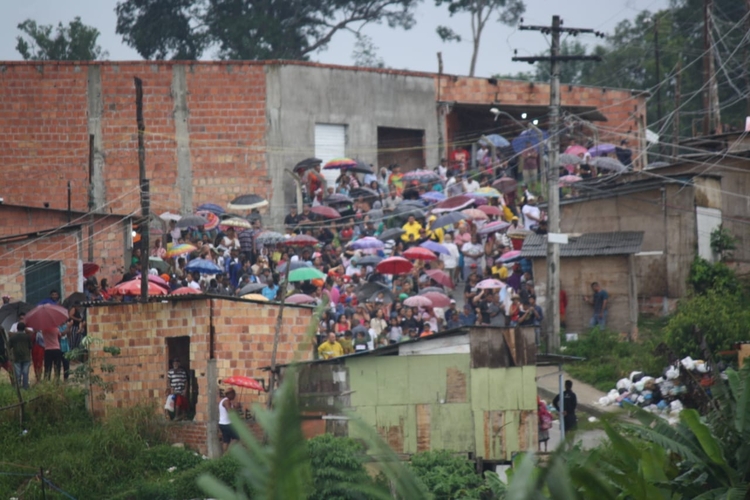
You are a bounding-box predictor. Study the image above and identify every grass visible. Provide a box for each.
[561,316,670,392]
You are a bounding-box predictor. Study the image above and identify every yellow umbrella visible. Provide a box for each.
[242,293,268,301]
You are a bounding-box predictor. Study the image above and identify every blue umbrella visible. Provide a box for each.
[479,134,510,148]
[185,258,223,274]
[420,240,450,255]
[349,237,385,250]
[196,203,225,215]
[431,212,467,230]
[420,191,446,203]
[511,128,549,153]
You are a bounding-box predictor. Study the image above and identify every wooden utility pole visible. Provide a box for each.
[135,77,150,301]
[702,0,721,135]
[514,17,601,353]
[654,16,663,126]
[745,0,750,116]
[266,262,292,409]
[673,57,682,157]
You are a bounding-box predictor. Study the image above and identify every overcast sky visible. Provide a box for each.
[0,0,668,77]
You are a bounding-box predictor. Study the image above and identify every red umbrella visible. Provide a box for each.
[25,304,68,331]
[83,262,99,278]
[492,176,518,194]
[478,205,502,216]
[285,294,317,304]
[403,247,437,261]
[223,375,264,392]
[420,291,451,308]
[310,206,341,219]
[147,274,170,289]
[375,257,413,275]
[431,195,474,214]
[285,234,319,247]
[113,279,168,296]
[403,295,433,308]
[425,269,455,289]
[170,287,202,295]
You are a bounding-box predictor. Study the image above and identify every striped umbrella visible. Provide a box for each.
[196,210,220,230]
[165,244,197,259]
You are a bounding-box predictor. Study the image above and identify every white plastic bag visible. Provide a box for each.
[164,395,175,412]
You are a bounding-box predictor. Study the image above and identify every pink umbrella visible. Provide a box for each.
[461,208,488,221]
[403,247,437,261]
[559,175,583,186]
[492,176,518,194]
[310,205,341,219]
[171,287,202,295]
[431,195,474,214]
[425,269,455,289]
[478,205,502,216]
[113,279,169,296]
[403,295,433,308]
[147,274,170,289]
[478,220,511,235]
[496,250,522,263]
[477,278,506,289]
[419,291,451,308]
[285,294,317,304]
[25,304,69,331]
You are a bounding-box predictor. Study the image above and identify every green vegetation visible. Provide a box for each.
[409,450,489,499]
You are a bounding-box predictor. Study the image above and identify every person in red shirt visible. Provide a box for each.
[560,289,568,329]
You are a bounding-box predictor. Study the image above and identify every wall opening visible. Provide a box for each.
[167,336,197,421]
[315,123,348,189]
[377,127,425,172]
[25,260,61,305]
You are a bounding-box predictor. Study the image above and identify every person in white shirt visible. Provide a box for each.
[441,233,461,283]
[436,160,448,180]
[522,197,542,230]
[218,388,241,453]
[462,175,480,193]
[445,175,462,197]
[188,273,202,290]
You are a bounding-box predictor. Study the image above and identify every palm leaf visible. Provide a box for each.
[680,410,729,468]
[544,456,579,500]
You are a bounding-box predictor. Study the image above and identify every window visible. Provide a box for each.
[25,260,61,305]
[315,124,347,188]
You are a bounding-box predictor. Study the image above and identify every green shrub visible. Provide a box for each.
[688,256,740,295]
[134,444,204,474]
[307,434,375,500]
[409,450,488,500]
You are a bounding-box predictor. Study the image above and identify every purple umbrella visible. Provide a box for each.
[478,220,511,235]
[588,143,617,157]
[420,240,450,255]
[420,191,446,203]
[348,237,384,250]
[466,194,488,206]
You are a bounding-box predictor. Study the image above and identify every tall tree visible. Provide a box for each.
[15,17,107,61]
[115,0,418,61]
[435,0,525,77]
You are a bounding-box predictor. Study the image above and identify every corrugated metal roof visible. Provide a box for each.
[520,231,644,258]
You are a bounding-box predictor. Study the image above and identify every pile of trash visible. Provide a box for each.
[596,357,713,424]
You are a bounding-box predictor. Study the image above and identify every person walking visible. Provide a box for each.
[167,358,189,420]
[584,282,609,328]
[218,388,241,454]
[552,380,578,445]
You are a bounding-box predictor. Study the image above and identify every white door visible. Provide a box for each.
[315,124,347,189]
[696,206,722,261]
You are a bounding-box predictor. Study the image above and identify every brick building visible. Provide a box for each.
[87,296,313,456]
[0,60,647,228]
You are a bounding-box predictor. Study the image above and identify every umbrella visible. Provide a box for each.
[474,187,502,198]
[403,295,433,308]
[176,214,208,229]
[171,287,202,295]
[478,205,502,217]
[223,375,265,392]
[196,203,225,215]
[255,231,286,245]
[431,195,474,213]
[478,220,511,235]
[394,205,426,219]
[355,282,391,302]
[367,208,384,221]
[310,206,341,219]
[349,237,384,250]
[565,145,588,157]
[420,240,449,255]
[63,292,87,309]
[349,161,374,175]
[431,212,467,230]
[147,274,170,289]
[477,278,506,290]
[461,208,488,221]
[356,255,383,267]
[160,212,182,222]
[277,261,312,274]
[239,283,266,295]
[185,259,223,274]
[593,156,627,172]
[420,291,451,308]
[83,262,99,278]
[293,157,322,175]
[149,257,170,273]
[323,158,357,169]
[24,304,69,330]
[243,294,269,302]
[288,267,326,282]
[512,128,549,153]
[420,191,446,203]
[246,212,263,223]
[559,175,583,186]
[479,134,511,148]
[466,194,488,206]
[285,294,316,305]
[559,153,584,166]
[425,269,454,289]
[492,176,518,194]
[375,257,413,275]
[419,287,445,294]
[497,250,522,263]
[366,289,394,305]
[195,210,220,230]
[165,244,197,259]
[403,169,440,184]
[323,194,353,205]
[0,301,33,332]
[403,247,437,261]
[221,217,253,229]
[349,187,380,199]
[285,234,319,247]
[377,228,405,241]
[112,279,168,297]
[228,194,269,211]
[588,143,617,157]
[352,325,369,336]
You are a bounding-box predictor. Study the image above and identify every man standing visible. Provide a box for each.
[218,387,241,453]
[284,207,301,233]
[37,290,60,305]
[317,332,343,360]
[519,296,544,345]
[552,380,578,444]
[167,358,189,420]
[584,282,609,328]
[462,174,480,193]
[521,197,541,230]
[9,322,32,389]
[41,327,62,381]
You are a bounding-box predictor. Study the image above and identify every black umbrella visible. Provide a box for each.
[323,194,353,205]
[228,194,269,210]
[431,212,468,230]
[355,282,391,302]
[277,261,312,273]
[356,255,383,267]
[377,228,405,241]
[394,204,426,219]
[176,214,209,229]
[293,157,322,175]
[349,161,374,175]
[63,292,87,309]
[349,187,379,199]
[0,301,33,332]
[238,283,266,295]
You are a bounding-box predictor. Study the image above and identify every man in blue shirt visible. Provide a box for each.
[585,282,609,328]
[37,290,60,306]
[261,277,279,301]
[458,304,476,326]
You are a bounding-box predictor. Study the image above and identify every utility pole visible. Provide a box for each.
[135,77,150,302]
[654,16,663,127]
[746,0,750,117]
[702,0,721,135]
[513,16,601,353]
[673,56,682,157]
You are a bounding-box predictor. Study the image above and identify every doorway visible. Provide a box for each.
[166,336,197,420]
[377,127,425,172]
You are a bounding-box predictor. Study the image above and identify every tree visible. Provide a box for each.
[352,34,386,68]
[435,0,525,77]
[115,0,418,61]
[15,17,107,61]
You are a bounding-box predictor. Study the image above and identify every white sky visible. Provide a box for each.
[0,0,669,77]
